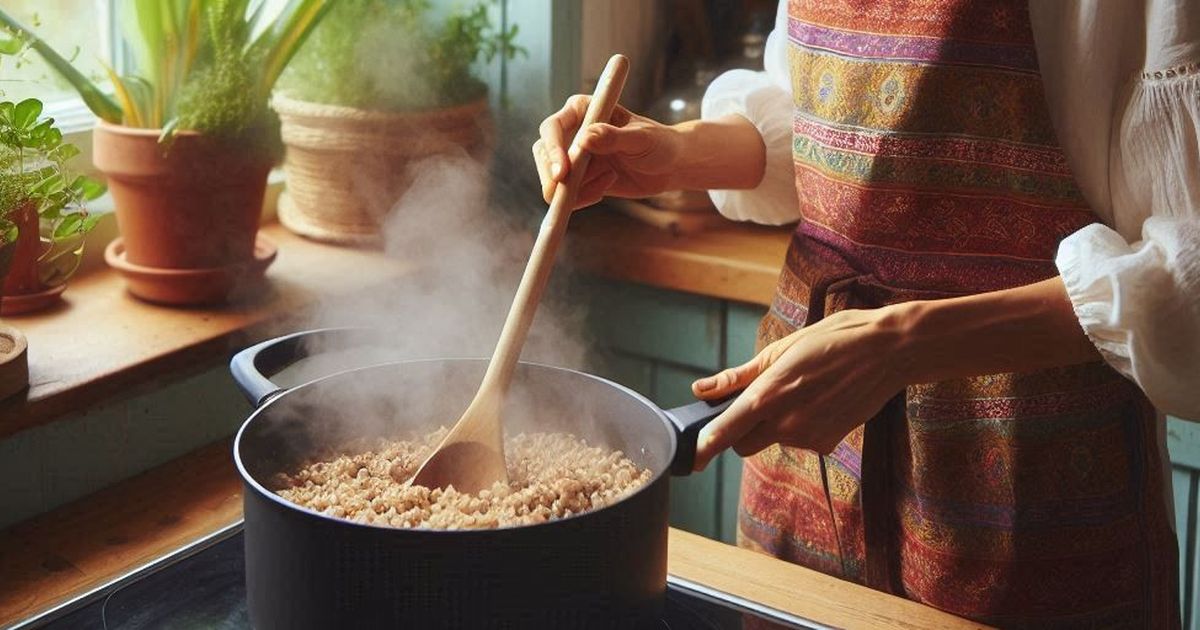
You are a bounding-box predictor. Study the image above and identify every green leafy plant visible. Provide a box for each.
[0,98,104,284]
[0,0,334,143]
[279,0,523,111]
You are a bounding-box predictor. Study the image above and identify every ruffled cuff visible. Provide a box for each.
[1056,220,1200,419]
[701,70,799,225]
[1056,224,1138,376]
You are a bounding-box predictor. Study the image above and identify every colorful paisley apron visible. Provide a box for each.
[738,1,1180,627]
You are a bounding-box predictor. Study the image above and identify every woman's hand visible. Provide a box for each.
[690,308,910,471]
[533,96,769,209]
[688,277,1102,470]
[532,95,681,209]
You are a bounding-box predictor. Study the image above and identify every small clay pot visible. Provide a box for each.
[2,201,42,295]
[0,201,69,315]
[92,121,273,270]
[273,95,492,246]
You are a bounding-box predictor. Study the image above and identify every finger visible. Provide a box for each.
[532,140,555,203]
[692,357,764,400]
[539,95,589,182]
[605,105,634,128]
[732,421,783,458]
[692,387,772,471]
[575,123,655,162]
[578,157,614,188]
[572,170,618,210]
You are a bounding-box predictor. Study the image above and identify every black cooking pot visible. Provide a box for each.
[230,328,733,630]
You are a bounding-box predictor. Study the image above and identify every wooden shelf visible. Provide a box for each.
[567,209,791,307]
[0,438,985,629]
[0,223,412,440]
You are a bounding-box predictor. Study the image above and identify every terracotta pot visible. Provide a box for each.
[92,120,273,269]
[3,201,42,295]
[0,201,71,316]
[273,95,492,246]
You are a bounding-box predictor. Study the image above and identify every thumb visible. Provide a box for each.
[575,123,654,159]
[692,355,765,400]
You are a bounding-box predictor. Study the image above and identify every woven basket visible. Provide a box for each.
[273,94,493,246]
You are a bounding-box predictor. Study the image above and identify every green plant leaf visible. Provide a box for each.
[0,101,12,124]
[80,213,101,232]
[38,198,63,219]
[38,126,62,151]
[0,35,21,55]
[13,98,42,129]
[52,212,81,239]
[157,116,180,148]
[30,173,64,196]
[48,143,80,163]
[73,176,105,200]
[29,117,54,142]
[102,64,147,128]
[249,0,335,99]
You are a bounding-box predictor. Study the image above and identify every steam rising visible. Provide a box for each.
[271,143,601,445]
[299,147,587,368]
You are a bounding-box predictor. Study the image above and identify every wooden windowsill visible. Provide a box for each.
[0,438,985,629]
[0,213,788,441]
[0,222,412,441]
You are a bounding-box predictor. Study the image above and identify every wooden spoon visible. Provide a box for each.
[412,54,631,494]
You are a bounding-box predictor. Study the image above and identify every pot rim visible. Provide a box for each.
[271,92,490,122]
[94,118,208,139]
[234,356,679,536]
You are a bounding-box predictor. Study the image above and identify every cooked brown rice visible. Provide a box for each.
[274,428,652,529]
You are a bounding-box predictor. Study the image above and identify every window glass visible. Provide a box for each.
[0,0,107,104]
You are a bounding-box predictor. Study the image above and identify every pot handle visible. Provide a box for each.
[230,327,368,407]
[663,394,738,475]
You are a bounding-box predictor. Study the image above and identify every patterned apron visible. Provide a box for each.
[738,1,1180,627]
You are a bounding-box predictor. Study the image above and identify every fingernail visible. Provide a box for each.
[550,161,562,178]
[694,376,716,392]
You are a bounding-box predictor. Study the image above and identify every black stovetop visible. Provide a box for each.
[19,524,820,630]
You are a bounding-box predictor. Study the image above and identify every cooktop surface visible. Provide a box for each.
[25,525,819,630]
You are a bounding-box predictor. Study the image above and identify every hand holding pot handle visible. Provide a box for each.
[663,394,738,475]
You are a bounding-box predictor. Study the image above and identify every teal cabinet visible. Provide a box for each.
[586,280,762,544]
[0,367,251,530]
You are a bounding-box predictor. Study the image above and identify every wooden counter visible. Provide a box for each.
[568,209,790,307]
[0,439,985,629]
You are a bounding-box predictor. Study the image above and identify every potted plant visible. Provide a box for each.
[0,0,333,305]
[272,0,522,245]
[0,98,104,315]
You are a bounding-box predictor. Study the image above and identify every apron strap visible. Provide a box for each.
[862,393,905,594]
[793,233,909,590]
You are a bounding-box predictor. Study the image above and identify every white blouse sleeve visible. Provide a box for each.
[699,1,799,225]
[1055,64,1200,420]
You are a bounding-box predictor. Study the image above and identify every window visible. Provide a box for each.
[0,0,114,132]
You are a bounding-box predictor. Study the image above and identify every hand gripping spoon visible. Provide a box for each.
[412,54,630,494]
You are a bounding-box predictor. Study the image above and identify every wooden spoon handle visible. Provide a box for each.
[481,54,630,396]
